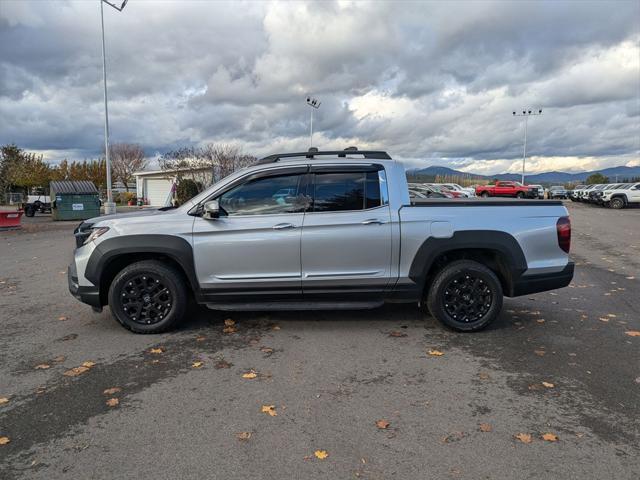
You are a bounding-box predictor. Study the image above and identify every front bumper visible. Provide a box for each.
[68,262,102,310]
[509,262,575,297]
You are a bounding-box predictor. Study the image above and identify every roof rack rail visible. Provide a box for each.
[257,147,391,164]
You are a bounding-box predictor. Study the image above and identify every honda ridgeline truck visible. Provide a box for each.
[68,148,574,333]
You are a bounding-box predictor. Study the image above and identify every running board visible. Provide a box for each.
[205,301,384,311]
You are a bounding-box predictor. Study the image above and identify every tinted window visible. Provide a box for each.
[218,173,306,216]
[365,171,381,209]
[313,172,364,211]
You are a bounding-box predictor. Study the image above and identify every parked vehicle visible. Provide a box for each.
[408,183,453,198]
[427,184,463,198]
[573,184,597,201]
[601,182,640,209]
[586,184,614,203]
[549,186,568,199]
[568,185,585,201]
[438,183,476,197]
[69,148,574,334]
[22,193,51,217]
[528,184,545,199]
[475,181,538,199]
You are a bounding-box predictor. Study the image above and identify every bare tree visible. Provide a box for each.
[109,143,147,191]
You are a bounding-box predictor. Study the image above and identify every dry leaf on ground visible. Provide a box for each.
[215,359,232,369]
[271,324,281,331]
[375,419,390,429]
[81,361,96,368]
[598,317,610,322]
[224,318,235,326]
[236,431,252,441]
[314,450,329,459]
[625,331,640,337]
[52,355,65,363]
[541,433,559,442]
[478,372,491,380]
[223,326,237,334]
[261,405,277,416]
[479,423,492,432]
[0,397,9,405]
[515,433,532,443]
[542,381,555,388]
[607,314,617,318]
[260,347,274,354]
[191,361,204,368]
[389,331,407,337]
[0,436,10,445]
[149,348,164,354]
[58,316,68,321]
[242,371,258,379]
[195,335,206,342]
[103,387,122,395]
[105,398,119,407]
[428,349,444,356]
[63,366,90,377]
[534,350,546,356]
[34,364,50,370]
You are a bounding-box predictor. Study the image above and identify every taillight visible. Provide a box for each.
[557,216,571,253]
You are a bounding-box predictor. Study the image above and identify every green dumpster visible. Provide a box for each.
[50,181,100,221]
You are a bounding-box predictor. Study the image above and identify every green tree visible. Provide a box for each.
[585,173,609,185]
[175,178,201,205]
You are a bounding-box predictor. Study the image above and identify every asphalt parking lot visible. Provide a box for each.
[1,202,638,479]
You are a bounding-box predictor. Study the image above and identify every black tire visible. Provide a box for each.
[516,192,525,199]
[108,260,188,333]
[609,197,625,209]
[481,191,490,198]
[426,260,503,332]
[24,205,35,217]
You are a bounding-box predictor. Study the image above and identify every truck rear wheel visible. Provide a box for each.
[481,192,489,198]
[426,260,503,332]
[108,260,188,334]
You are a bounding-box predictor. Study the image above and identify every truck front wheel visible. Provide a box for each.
[426,260,503,332]
[108,260,188,333]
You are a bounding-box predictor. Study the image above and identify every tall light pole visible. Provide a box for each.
[306,97,321,148]
[100,0,128,215]
[512,109,542,185]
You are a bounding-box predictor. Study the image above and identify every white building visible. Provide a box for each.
[134,167,212,207]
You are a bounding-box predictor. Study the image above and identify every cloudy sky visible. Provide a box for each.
[1,0,639,174]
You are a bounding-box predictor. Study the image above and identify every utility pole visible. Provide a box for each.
[100,0,128,214]
[512,109,543,184]
[306,97,321,148]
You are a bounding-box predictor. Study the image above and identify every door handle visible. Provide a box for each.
[272,223,296,230]
[361,218,385,225]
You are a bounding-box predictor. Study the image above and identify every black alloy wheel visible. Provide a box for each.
[442,273,493,323]
[119,273,172,325]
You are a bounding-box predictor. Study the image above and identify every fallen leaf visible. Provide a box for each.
[314,450,329,459]
[536,319,545,324]
[149,348,164,354]
[260,347,274,354]
[478,372,491,380]
[0,436,10,445]
[0,397,9,405]
[242,371,258,379]
[442,432,467,443]
[195,335,206,342]
[479,423,492,432]
[215,359,232,369]
[261,405,277,416]
[58,316,68,321]
[389,331,407,337]
[515,433,532,444]
[427,349,444,356]
[542,381,555,388]
[222,326,237,334]
[81,361,96,368]
[625,331,640,337]
[34,363,50,370]
[224,318,235,326]
[191,361,204,368]
[607,314,617,318]
[236,431,252,441]
[541,433,559,442]
[626,276,635,280]
[375,419,390,429]
[52,355,66,364]
[534,350,546,356]
[598,317,610,322]
[63,366,90,377]
[105,398,119,407]
[271,324,281,331]
[103,387,122,395]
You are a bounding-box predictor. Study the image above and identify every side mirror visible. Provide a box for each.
[203,200,220,220]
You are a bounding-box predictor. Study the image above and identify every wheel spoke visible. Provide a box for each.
[443,272,492,324]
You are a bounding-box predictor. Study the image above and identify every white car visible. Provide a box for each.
[439,183,476,197]
[528,184,545,199]
[601,182,640,209]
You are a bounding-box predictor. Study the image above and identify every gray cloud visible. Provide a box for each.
[0,0,638,173]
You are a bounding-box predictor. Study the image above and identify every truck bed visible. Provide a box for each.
[410,198,563,207]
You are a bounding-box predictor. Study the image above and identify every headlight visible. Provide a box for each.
[84,227,110,245]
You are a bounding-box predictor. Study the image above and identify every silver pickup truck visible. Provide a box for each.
[68,148,574,333]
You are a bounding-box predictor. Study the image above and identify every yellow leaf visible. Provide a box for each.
[542,381,555,388]
[242,371,257,379]
[106,398,119,407]
[103,387,122,395]
[479,423,492,432]
[224,318,236,326]
[236,431,252,440]
[34,363,50,370]
[534,350,546,356]
[542,433,559,442]
[625,331,640,337]
[191,361,204,368]
[63,366,90,377]
[0,397,9,405]
[515,433,532,444]
[260,347,274,354]
[149,348,164,354]
[58,316,68,321]
[427,349,444,356]
[222,325,237,334]
[0,436,10,445]
[81,361,96,368]
[375,419,390,429]
[261,405,277,416]
[314,450,329,459]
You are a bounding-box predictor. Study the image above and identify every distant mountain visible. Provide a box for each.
[407,165,640,185]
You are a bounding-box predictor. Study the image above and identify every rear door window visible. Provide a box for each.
[312,169,384,212]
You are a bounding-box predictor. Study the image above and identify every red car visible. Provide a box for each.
[475,181,538,199]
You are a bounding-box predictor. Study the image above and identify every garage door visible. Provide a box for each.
[145,178,173,207]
